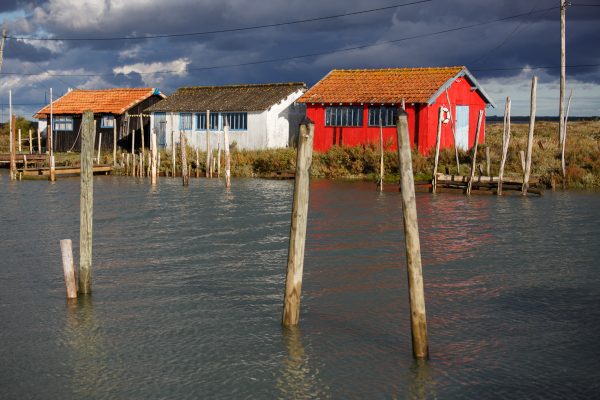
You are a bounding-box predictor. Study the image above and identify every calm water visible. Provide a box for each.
[1,173,599,399]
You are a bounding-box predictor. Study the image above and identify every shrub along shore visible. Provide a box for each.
[50,120,599,189]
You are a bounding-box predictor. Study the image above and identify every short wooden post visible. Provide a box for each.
[18,128,21,152]
[113,124,117,166]
[126,153,130,175]
[205,110,211,178]
[466,110,484,196]
[151,132,157,185]
[282,121,314,327]
[217,137,221,178]
[497,97,511,195]
[180,132,188,186]
[28,129,33,153]
[520,150,526,174]
[49,154,56,182]
[97,132,102,164]
[10,114,16,180]
[432,107,443,193]
[522,76,537,196]
[37,126,41,154]
[79,110,94,294]
[224,119,231,188]
[60,239,77,299]
[396,109,429,359]
[171,125,176,177]
[131,129,136,177]
[485,147,490,177]
[158,151,161,176]
[23,155,27,172]
[195,148,200,178]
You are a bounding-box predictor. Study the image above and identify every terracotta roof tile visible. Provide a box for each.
[34,88,162,118]
[145,82,306,113]
[298,67,465,104]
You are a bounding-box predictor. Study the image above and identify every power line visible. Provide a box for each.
[0,6,563,79]
[6,0,432,42]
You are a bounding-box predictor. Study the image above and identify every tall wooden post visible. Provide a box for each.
[37,126,41,154]
[151,131,158,185]
[523,76,537,196]
[396,109,428,359]
[10,114,16,180]
[140,114,145,158]
[497,97,511,195]
[60,239,77,299]
[206,110,211,178]
[79,110,94,294]
[49,88,56,182]
[432,107,443,193]
[282,121,314,327]
[18,128,22,152]
[224,118,231,188]
[180,132,189,186]
[559,0,566,145]
[171,114,176,177]
[561,89,573,184]
[378,107,384,191]
[28,129,33,153]
[217,135,221,178]
[485,147,490,177]
[97,133,102,164]
[113,123,117,166]
[466,110,484,196]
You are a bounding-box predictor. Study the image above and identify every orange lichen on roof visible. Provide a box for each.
[34,88,160,118]
[298,67,464,104]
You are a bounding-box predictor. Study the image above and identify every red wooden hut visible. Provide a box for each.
[298,66,495,154]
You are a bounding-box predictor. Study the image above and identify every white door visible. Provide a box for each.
[455,105,469,150]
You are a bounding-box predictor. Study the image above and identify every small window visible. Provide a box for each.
[368,106,398,127]
[223,112,247,131]
[53,116,73,131]
[101,115,115,128]
[180,113,192,130]
[325,106,363,127]
[196,113,219,130]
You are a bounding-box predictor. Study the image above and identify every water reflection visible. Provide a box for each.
[66,296,105,398]
[407,359,437,400]
[277,327,329,399]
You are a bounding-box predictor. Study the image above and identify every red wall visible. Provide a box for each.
[306,76,488,155]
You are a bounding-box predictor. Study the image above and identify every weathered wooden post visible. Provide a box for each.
[140,114,145,161]
[217,137,221,178]
[466,110,484,196]
[60,239,77,299]
[195,148,200,178]
[206,110,211,178]
[126,153,130,175]
[520,150,526,174]
[10,114,16,181]
[97,132,102,164]
[79,110,94,294]
[180,132,189,186]
[522,76,537,196]
[113,124,117,166]
[37,126,41,154]
[282,121,314,327]
[497,97,511,195]
[49,88,56,182]
[18,128,21,152]
[561,89,573,185]
[378,107,384,191]
[432,107,443,193]
[224,118,231,188]
[28,129,33,153]
[171,122,176,177]
[485,147,490,177]
[396,108,429,359]
[151,131,157,185]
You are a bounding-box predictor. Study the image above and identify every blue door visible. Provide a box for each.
[455,106,469,150]
[153,113,167,148]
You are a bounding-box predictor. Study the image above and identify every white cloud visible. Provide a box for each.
[113,58,190,85]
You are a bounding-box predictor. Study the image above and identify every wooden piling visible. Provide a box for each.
[396,108,428,359]
[485,147,490,177]
[79,110,94,294]
[217,138,221,178]
[378,108,384,192]
[140,114,145,159]
[126,153,130,175]
[466,110,484,196]
[195,148,200,178]
[180,132,189,186]
[432,107,443,193]
[60,239,77,299]
[113,124,117,166]
[10,114,16,180]
[497,97,511,195]
[37,126,41,154]
[97,133,102,164]
[224,119,231,188]
[18,128,21,152]
[151,132,157,185]
[28,129,33,154]
[171,123,176,177]
[282,121,314,327]
[206,110,211,178]
[522,76,537,196]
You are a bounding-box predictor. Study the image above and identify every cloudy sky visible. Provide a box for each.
[0,0,599,121]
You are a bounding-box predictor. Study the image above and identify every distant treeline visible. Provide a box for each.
[487,116,599,123]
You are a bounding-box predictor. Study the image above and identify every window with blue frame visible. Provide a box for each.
[101,115,115,128]
[196,113,219,130]
[180,113,192,130]
[222,112,247,130]
[53,116,73,131]
[368,106,398,127]
[325,106,363,127]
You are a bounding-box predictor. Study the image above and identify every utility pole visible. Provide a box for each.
[559,0,567,145]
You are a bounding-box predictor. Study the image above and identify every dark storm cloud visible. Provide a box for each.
[5,38,53,62]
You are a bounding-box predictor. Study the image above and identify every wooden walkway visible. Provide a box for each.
[21,165,113,177]
[428,173,543,196]
[0,153,47,163]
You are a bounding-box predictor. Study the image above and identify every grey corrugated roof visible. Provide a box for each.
[145,82,306,113]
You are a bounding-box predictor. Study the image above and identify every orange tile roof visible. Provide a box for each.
[34,88,162,118]
[298,67,465,104]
